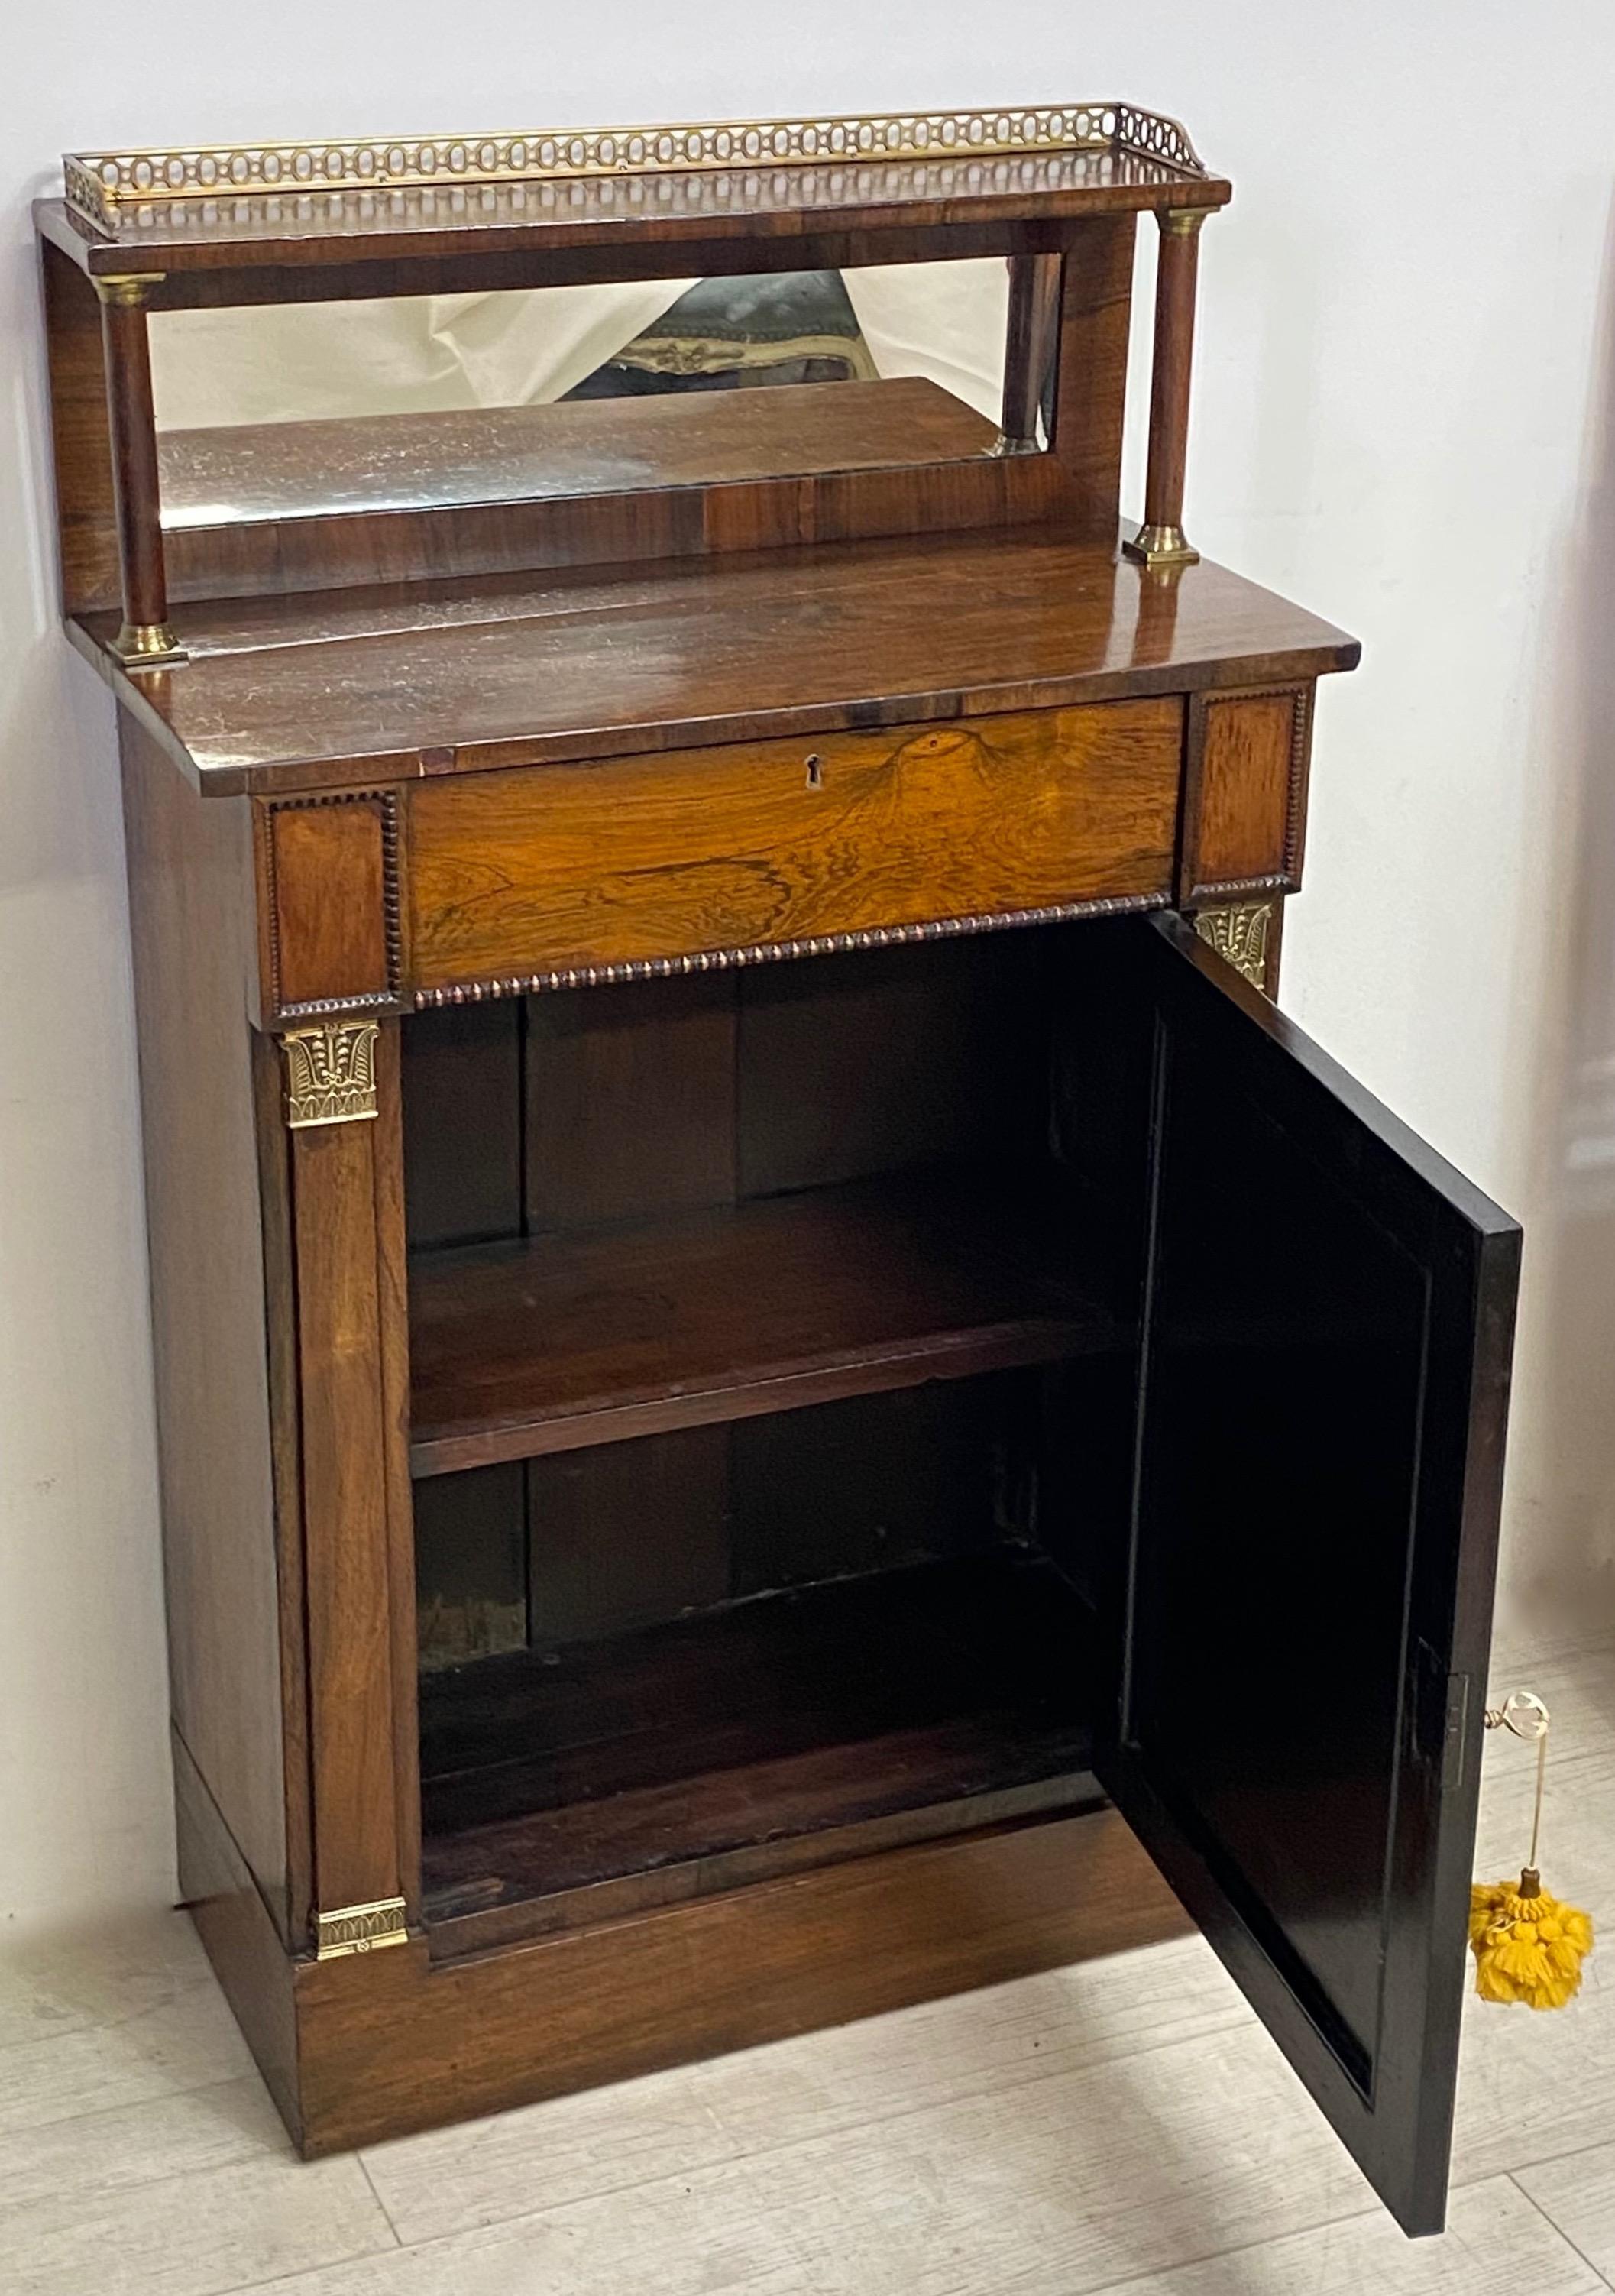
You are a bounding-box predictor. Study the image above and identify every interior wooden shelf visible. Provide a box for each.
[408,1163,1119,1475]
[157,379,999,529]
[419,1549,1099,1952]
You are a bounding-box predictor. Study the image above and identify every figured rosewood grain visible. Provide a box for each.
[1048,215,1136,537]
[408,699,1182,990]
[290,1031,413,1919]
[1180,686,1310,903]
[292,1802,1192,2154]
[80,539,1358,799]
[262,795,394,1015]
[118,715,293,1934]
[408,1165,1118,1475]
[41,239,121,616]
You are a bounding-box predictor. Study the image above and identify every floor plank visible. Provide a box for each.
[360,1935,1251,2246]
[208,2168,809,2296]
[1452,1634,1615,2187]
[0,2075,282,2219]
[0,1989,252,2144]
[0,1909,214,2054]
[1515,2142,1615,2282]
[0,2150,393,2296]
[4,1630,1611,2294]
[1079,2175,1606,2294]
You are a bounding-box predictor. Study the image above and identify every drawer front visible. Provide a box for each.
[408,699,1184,993]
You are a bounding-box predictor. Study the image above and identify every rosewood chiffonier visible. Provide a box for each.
[34,102,1519,2236]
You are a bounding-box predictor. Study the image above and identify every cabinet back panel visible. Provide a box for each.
[403,931,1057,1255]
[413,1375,1034,1669]
[524,975,739,1231]
[523,1424,733,1651]
[402,999,523,1249]
[416,1463,528,1672]
[522,1376,1027,1653]
[736,938,1047,1197]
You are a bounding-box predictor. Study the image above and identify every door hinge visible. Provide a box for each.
[1442,1672,1471,1796]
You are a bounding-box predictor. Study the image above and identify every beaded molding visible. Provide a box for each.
[413,893,1168,1006]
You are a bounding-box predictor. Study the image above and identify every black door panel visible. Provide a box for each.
[1100,914,1520,2235]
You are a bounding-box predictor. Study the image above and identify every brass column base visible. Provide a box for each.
[110,620,188,670]
[1123,523,1199,568]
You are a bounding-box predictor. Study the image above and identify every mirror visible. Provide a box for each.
[147,260,1050,529]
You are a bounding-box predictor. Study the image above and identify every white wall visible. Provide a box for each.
[3,4,1613,1935]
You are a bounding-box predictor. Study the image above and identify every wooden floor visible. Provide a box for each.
[3,1617,1612,2294]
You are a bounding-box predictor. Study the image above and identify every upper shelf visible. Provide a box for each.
[41,102,1229,286]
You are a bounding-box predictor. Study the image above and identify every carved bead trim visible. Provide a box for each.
[314,1896,408,1961]
[262,788,401,1022]
[1194,901,1276,992]
[280,1020,381,1129]
[413,892,1167,1006]
[64,103,1209,229]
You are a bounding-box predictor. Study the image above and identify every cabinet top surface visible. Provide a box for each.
[42,102,1228,282]
[86,536,1358,796]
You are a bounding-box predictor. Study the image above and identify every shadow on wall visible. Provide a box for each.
[1510,191,1615,1635]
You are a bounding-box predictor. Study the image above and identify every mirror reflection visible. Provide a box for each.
[148,261,1034,526]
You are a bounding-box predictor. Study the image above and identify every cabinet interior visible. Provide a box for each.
[402,921,1151,1953]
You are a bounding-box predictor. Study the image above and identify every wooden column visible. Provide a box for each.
[280,1018,418,1958]
[999,254,1063,453]
[93,273,185,667]
[1125,207,1209,569]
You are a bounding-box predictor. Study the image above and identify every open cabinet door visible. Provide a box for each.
[1099,913,1520,2236]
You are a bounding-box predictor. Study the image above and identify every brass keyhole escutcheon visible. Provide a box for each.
[804,754,823,789]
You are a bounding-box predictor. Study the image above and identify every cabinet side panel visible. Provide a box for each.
[42,238,120,617]
[1049,215,1138,542]
[119,713,291,1934]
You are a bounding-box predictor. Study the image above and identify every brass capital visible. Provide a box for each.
[92,272,165,308]
[1194,901,1276,992]
[281,1020,381,1129]
[1157,206,1209,238]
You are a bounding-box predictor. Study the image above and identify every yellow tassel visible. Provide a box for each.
[1469,1867,1594,2010]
